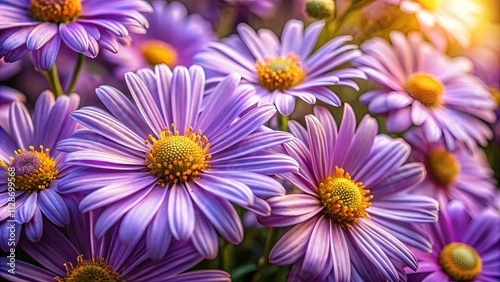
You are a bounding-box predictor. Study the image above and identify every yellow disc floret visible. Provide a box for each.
[141,40,178,67]
[439,243,482,281]
[426,149,460,186]
[414,0,441,10]
[29,0,82,24]
[1,145,58,192]
[145,124,211,186]
[255,53,306,92]
[55,255,124,282]
[405,73,444,108]
[318,167,373,228]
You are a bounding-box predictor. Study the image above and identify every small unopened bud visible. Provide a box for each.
[305,0,335,19]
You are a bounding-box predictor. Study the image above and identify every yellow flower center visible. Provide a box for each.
[414,0,441,10]
[140,40,178,67]
[55,255,124,282]
[145,124,211,186]
[439,243,482,281]
[405,73,444,108]
[426,149,460,186]
[318,167,373,228]
[29,0,82,24]
[1,145,58,192]
[255,53,306,92]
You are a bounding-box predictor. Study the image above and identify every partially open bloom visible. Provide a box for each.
[57,64,298,260]
[0,0,152,71]
[259,104,439,281]
[406,201,500,282]
[405,128,498,214]
[0,91,79,250]
[104,1,215,78]
[355,31,496,150]
[389,0,482,50]
[195,19,366,116]
[0,196,231,282]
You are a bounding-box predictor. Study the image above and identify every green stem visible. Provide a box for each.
[277,113,289,132]
[47,65,63,97]
[65,53,84,94]
[251,228,275,282]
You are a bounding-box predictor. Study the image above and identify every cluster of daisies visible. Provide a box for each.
[0,0,498,281]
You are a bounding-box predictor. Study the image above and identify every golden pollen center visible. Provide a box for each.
[140,40,178,67]
[405,73,444,108]
[145,124,211,186]
[55,255,124,282]
[29,0,82,24]
[255,53,306,92]
[1,145,58,192]
[426,149,460,186]
[414,0,441,10]
[439,243,482,281]
[318,167,373,228]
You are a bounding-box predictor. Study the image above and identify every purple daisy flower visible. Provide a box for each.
[0,90,79,250]
[0,0,152,71]
[57,64,298,260]
[406,200,500,282]
[104,1,215,78]
[355,31,496,150]
[258,104,439,281]
[0,86,25,131]
[195,19,366,116]
[405,128,498,214]
[0,196,231,282]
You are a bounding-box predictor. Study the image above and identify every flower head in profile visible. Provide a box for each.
[57,64,298,260]
[0,90,79,250]
[0,196,231,282]
[0,0,153,71]
[195,19,366,116]
[406,200,500,282]
[104,1,215,78]
[259,104,439,281]
[388,0,482,50]
[405,128,498,214]
[355,31,496,150]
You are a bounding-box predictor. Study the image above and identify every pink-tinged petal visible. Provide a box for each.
[206,170,285,197]
[370,194,439,223]
[281,19,303,55]
[189,185,243,244]
[269,216,317,265]
[301,215,331,281]
[313,107,337,162]
[26,22,57,50]
[342,114,378,174]
[421,271,449,282]
[119,187,166,245]
[371,163,426,196]
[9,102,33,149]
[196,173,253,207]
[299,20,324,58]
[332,104,356,169]
[210,154,298,175]
[305,114,329,181]
[275,92,295,116]
[169,66,192,131]
[330,224,351,282]
[236,23,265,59]
[168,184,195,241]
[410,101,429,126]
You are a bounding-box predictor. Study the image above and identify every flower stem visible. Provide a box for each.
[65,53,85,94]
[278,113,289,132]
[251,227,275,282]
[47,65,63,97]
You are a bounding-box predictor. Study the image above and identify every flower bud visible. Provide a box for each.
[305,0,335,19]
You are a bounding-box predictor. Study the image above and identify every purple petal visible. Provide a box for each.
[23,207,42,242]
[31,34,61,71]
[26,22,57,50]
[38,189,69,226]
[330,224,351,282]
[168,184,195,241]
[146,194,172,260]
[59,22,89,53]
[191,210,219,259]
[301,215,331,281]
[195,173,253,206]
[15,192,37,224]
[9,102,33,149]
